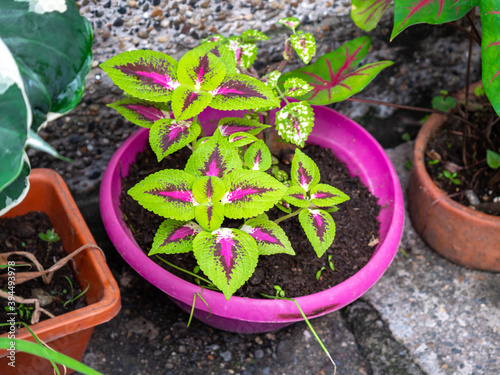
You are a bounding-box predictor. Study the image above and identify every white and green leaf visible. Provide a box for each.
[283,77,313,97]
[276,101,315,147]
[290,32,316,64]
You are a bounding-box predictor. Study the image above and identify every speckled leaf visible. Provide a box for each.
[283,185,310,208]
[185,136,242,178]
[244,140,272,171]
[210,74,280,111]
[149,220,203,255]
[128,169,196,221]
[351,0,392,32]
[283,77,313,97]
[275,101,315,147]
[290,32,316,64]
[195,202,225,231]
[218,117,269,137]
[262,71,282,88]
[291,149,320,192]
[171,85,213,120]
[201,34,224,43]
[228,37,258,69]
[310,183,350,207]
[278,17,300,31]
[100,50,179,102]
[222,170,287,219]
[149,119,201,161]
[177,49,226,91]
[241,29,270,43]
[299,209,336,257]
[193,228,259,300]
[241,219,295,256]
[108,98,170,128]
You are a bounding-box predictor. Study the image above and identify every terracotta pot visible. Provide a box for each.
[0,169,121,374]
[100,106,405,334]
[408,113,500,271]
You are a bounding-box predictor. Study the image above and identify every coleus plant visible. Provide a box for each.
[101,17,389,299]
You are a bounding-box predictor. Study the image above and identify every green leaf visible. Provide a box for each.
[431,94,456,112]
[128,169,197,220]
[195,202,225,231]
[192,175,227,203]
[185,135,242,178]
[196,41,238,75]
[171,85,213,120]
[26,130,71,162]
[193,228,259,300]
[108,98,170,128]
[244,139,272,171]
[218,117,269,137]
[0,157,30,216]
[291,149,320,192]
[241,219,295,255]
[150,220,203,255]
[149,119,201,161]
[228,37,258,69]
[262,70,282,88]
[241,29,270,43]
[391,0,474,40]
[298,209,336,257]
[222,170,287,219]
[283,185,311,208]
[284,77,313,97]
[487,149,500,169]
[480,0,500,117]
[279,36,394,105]
[210,74,280,111]
[100,50,178,102]
[275,101,315,147]
[177,49,226,91]
[228,132,258,148]
[278,17,300,31]
[351,0,392,32]
[290,32,316,64]
[310,183,350,207]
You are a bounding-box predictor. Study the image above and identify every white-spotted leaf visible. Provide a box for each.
[278,17,300,31]
[284,77,313,97]
[275,101,315,147]
[290,32,316,64]
[228,37,258,69]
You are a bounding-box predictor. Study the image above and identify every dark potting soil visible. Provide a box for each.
[0,211,86,333]
[120,143,381,298]
[424,108,500,216]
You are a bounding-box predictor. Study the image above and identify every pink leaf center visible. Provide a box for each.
[136,71,180,90]
[158,190,194,202]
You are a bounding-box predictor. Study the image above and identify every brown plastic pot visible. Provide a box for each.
[408,113,500,271]
[0,169,121,374]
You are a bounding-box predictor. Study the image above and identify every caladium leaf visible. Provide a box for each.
[279,36,394,105]
[284,78,313,97]
[218,117,269,137]
[171,85,213,120]
[241,219,295,256]
[480,0,500,117]
[244,140,272,171]
[222,170,287,219]
[299,209,336,257]
[310,183,350,207]
[195,202,225,231]
[278,17,300,31]
[128,169,197,221]
[228,37,258,69]
[177,49,226,91]
[149,220,203,255]
[210,74,280,111]
[241,29,270,43]
[108,98,170,128]
[275,101,315,147]
[291,149,320,192]
[0,157,30,216]
[283,185,311,208]
[192,176,226,203]
[193,228,259,300]
[149,119,201,161]
[100,50,179,102]
[290,32,316,64]
[185,136,242,178]
[391,0,474,40]
[228,132,258,148]
[351,0,392,32]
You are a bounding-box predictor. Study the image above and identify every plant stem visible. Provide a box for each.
[155,255,214,286]
[346,97,442,114]
[275,84,290,106]
[274,207,305,224]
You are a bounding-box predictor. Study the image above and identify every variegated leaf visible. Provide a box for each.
[149,220,203,255]
[177,49,226,91]
[192,176,226,203]
[290,32,316,64]
[241,29,270,43]
[149,119,201,161]
[228,37,258,69]
[193,228,259,300]
[128,169,197,220]
[100,50,179,102]
[195,202,225,231]
[262,70,282,88]
[283,77,313,97]
[108,98,170,128]
[210,74,280,111]
[218,117,269,137]
[196,41,238,75]
[222,170,287,219]
[241,219,295,255]
[283,185,311,208]
[298,209,336,257]
[171,85,213,120]
[201,34,224,43]
[291,149,320,192]
[244,139,272,171]
[278,17,300,31]
[310,183,350,207]
[185,135,242,178]
[228,132,258,148]
[275,101,315,147]
[351,0,392,32]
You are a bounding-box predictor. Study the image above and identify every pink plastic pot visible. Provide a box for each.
[100,105,404,333]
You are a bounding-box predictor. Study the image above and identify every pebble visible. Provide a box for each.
[465,190,480,206]
[31,288,54,307]
[219,350,232,362]
[151,8,162,18]
[254,349,264,360]
[138,30,149,39]
[158,35,170,43]
[113,17,124,27]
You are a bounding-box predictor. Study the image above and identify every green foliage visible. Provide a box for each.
[39,229,60,243]
[432,94,457,112]
[486,149,500,169]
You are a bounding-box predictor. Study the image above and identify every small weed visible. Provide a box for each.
[404,159,412,171]
[5,303,34,321]
[439,170,461,185]
[274,285,285,298]
[315,267,326,280]
[38,229,60,243]
[427,159,439,166]
[328,255,335,271]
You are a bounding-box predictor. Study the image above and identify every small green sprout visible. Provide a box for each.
[404,160,412,171]
[328,255,335,271]
[440,170,461,185]
[486,150,500,169]
[274,285,285,298]
[62,276,90,308]
[315,266,326,280]
[38,229,60,243]
[5,303,34,321]
[428,159,439,165]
